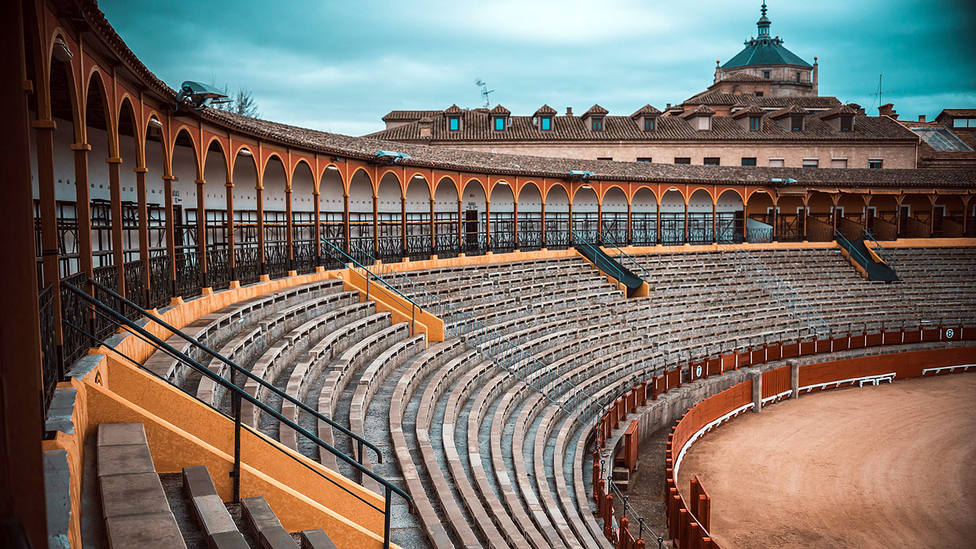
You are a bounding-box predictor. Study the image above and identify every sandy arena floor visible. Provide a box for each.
[675,373,976,548]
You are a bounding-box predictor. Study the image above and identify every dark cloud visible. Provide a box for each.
[101,0,976,134]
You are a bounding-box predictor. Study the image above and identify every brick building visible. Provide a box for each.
[369,3,922,169]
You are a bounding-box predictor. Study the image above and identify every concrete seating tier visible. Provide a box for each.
[144,279,344,387]
[316,318,406,472]
[194,291,361,411]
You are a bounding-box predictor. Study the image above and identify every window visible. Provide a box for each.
[494,117,505,131]
[674,157,691,164]
[540,117,551,131]
[703,157,720,166]
[952,118,976,128]
[755,91,764,97]
[749,116,761,131]
[592,118,604,131]
[768,158,785,167]
[448,117,460,131]
[762,70,771,79]
[795,72,801,82]
[830,158,848,169]
[644,118,655,131]
[741,157,757,167]
[840,115,853,132]
[597,157,613,161]
[868,158,883,169]
[791,115,804,131]
[636,157,653,163]
[802,158,819,168]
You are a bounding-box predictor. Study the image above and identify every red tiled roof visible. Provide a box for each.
[533,104,557,116]
[683,92,842,109]
[79,1,974,189]
[731,105,765,119]
[381,110,441,122]
[490,105,511,115]
[680,105,716,119]
[582,104,609,117]
[630,104,662,118]
[769,104,809,119]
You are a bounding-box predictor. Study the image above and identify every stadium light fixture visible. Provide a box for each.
[376,150,411,163]
[238,149,252,157]
[174,81,230,111]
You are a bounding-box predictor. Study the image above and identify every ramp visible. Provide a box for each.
[574,237,647,297]
[835,231,898,282]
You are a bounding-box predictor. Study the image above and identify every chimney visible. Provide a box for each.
[878,103,898,119]
[812,56,819,96]
[566,107,573,116]
[418,117,433,138]
[917,114,926,123]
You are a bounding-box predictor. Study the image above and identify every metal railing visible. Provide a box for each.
[608,478,664,549]
[730,248,830,338]
[598,233,653,284]
[835,230,872,268]
[320,238,425,336]
[60,278,410,548]
[574,232,628,284]
[862,228,895,267]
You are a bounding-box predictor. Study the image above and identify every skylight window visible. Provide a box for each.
[912,127,974,151]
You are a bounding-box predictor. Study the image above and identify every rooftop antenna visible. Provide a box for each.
[878,73,883,106]
[474,78,494,108]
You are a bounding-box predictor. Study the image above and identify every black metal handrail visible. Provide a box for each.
[60,279,410,548]
[862,227,895,267]
[84,277,386,467]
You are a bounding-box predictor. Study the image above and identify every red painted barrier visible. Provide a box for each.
[662,345,976,547]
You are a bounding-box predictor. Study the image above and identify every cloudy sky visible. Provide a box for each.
[101,0,976,136]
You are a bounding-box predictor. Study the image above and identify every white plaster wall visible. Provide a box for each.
[717,191,744,213]
[118,130,139,203]
[291,164,316,213]
[405,178,431,214]
[232,154,259,211]
[262,159,288,213]
[602,189,628,213]
[376,174,402,214]
[461,181,487,214]
[146,140,166,207]
[688,191,713,213]
[490,183,515,213]
[574,188,599,212]
[660,190,685,213]
[434,179,458,213]
[348,172,374,213]
[171,143,196,212]
[202,150,227,210]
[518,184,543,212]
[632,189,658,213]
[318,169,343,214]
[546,186,570,211]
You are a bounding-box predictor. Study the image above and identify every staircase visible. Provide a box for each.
[99,423,338,548]
[836,230,898,282]
[573,234,647,297]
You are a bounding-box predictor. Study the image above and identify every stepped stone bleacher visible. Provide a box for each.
[118,247,975,548]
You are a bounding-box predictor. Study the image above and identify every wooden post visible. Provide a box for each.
[163,175,176,291]
[343,192,350,254]
[285,186,294,268]
[108,158,126,293]
[136,168,151,303]
[195,179,208,285]
[256,184,265,273]
[73,144,95,281]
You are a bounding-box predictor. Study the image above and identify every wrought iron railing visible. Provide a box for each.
[862,228,895,267]
[59,278,410,548]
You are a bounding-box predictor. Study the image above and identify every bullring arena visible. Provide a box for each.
[3,1,976,549]
[675,374,976,549]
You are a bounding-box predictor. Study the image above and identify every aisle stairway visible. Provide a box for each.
[97,422,337,548]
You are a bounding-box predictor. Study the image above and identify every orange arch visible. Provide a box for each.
[169,127,201,181]
[116,96,144,169]
[83,67,116,153]
[544,182,570,205]
[433,175,459,198]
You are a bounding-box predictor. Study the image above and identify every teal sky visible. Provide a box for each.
[100,0,976,136]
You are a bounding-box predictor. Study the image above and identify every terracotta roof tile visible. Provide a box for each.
[80,1,975,190]
[583,104,609,117]
[680,105,716,119]
[769,104,809,119]
[630,104,663,118]
[490,104,511,115]
[533,104,557,116]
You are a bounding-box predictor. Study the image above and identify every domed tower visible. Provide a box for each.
[713,2,818,97]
